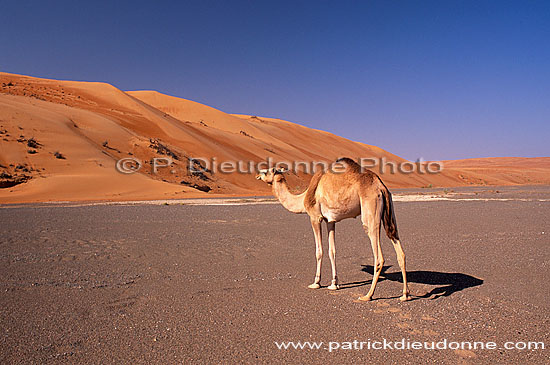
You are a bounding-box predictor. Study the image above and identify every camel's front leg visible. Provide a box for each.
[308,218,323,289]
[326,221,339,290]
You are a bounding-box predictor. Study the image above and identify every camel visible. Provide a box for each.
[255,157,410,301]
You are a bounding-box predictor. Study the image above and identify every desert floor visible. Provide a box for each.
[1,186,549,364]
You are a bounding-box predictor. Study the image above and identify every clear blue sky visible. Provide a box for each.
[2,1,549,160]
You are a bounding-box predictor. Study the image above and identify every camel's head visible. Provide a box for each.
[255,167,286,185]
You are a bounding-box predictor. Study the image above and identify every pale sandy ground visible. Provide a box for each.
[2,72,550,205]
[3,186,548,209]
[1,186,549,363]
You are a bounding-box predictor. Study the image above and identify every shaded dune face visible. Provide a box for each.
[1,72,549,203]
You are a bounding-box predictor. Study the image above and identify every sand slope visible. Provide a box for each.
[1,72,549,203]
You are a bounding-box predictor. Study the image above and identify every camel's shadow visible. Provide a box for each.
[339,265,483,300]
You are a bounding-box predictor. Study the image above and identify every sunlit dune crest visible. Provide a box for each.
[1,72,549,203]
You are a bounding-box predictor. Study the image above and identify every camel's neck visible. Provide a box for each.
[272,178,306,214]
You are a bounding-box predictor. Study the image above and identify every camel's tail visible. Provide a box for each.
[381,185,400,241]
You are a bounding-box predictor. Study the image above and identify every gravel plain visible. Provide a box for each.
[1,186,549,364]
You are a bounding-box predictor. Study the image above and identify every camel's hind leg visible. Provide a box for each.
[358,197,384,301]
[308,218,323,289]
[391,239,410,301]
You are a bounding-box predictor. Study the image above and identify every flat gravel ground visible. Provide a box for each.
[1,188,549,364]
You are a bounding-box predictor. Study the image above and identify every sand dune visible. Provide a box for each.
[1,72,549,203]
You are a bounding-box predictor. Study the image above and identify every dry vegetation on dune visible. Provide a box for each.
[0,72,549,203]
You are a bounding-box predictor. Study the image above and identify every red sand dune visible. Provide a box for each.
[1,72,549,203]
